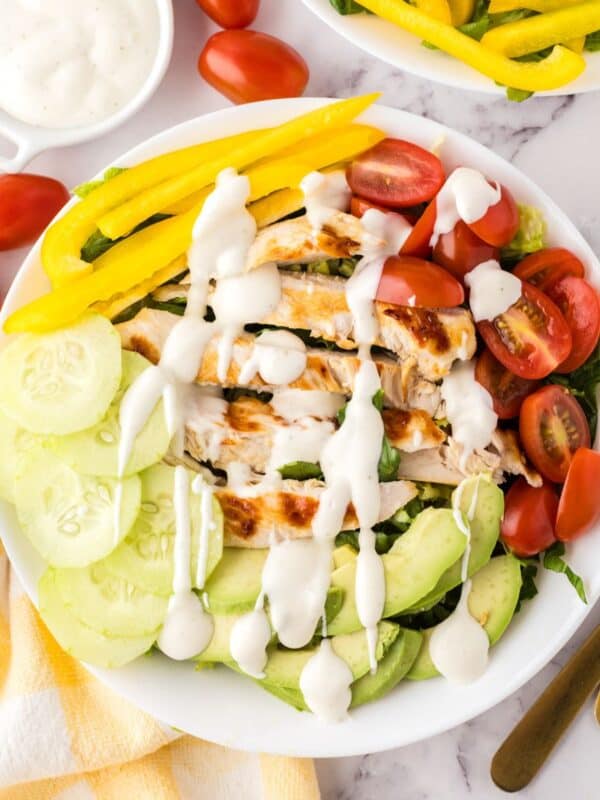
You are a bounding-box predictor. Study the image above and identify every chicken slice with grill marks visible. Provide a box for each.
[396,429,542,488]
[214,478,418,548]
[152,270,476,383]
[117,307,440,411]
[183,393,446,475]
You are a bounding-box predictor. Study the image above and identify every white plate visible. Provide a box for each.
[2,98,600,758]
[302,0,600,96]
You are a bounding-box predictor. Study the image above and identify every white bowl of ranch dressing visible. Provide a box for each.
[0,0,173,172]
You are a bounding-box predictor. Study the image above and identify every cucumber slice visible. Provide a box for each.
[15,449,141,567]
[48,351,171,477]
[0,409,43,503]
[0,313,121,435]
[104,463,223,596]
[38,570,157,668]
[52,562,168,637]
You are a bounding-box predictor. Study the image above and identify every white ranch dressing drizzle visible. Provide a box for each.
[270,389,345,422]
[465,260,522,322]
[267,418,335,473]
[0,0,160,129]
[441,362,498,468]
[429,477,490,684]
[299,639,354,723]
[430,168,501,248]
[238,329,306,386]
[300,171,351,232]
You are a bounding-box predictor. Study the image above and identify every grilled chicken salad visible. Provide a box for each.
[1,95,599,722]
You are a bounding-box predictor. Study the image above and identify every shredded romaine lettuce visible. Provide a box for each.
[73,166,127,199]
[501,204,546,264]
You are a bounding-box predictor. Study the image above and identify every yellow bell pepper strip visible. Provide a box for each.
[41,130,259,288]
[488,0,582,12]
[448,0,475,26]
[92,254,188,321]
[566,36,586,54]
[482,3,600,59]
[249,188,305,229]
[161,124,384,217]
[97,94,380,241]
[413,0,452,24]
[357,0,585,91]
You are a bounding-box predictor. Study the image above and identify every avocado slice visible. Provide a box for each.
[406,555,522,681]
[205,548,266,614]
[351,628,422,707]
[333,543,357,569]
[327,508,467,636]
[405,475,504,613]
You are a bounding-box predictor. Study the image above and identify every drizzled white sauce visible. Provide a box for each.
[300,170,351,232]
[465,260,522,322]
[356,528,386,673]
[267,418,335,473]
[270,389,345,422]
[430,168,501,248]
[239,329,306,386]
[192,474,215,590]
[430,478,489,684]
[230,604,272,678]
[441,362,498,467]
[299,639,354,723]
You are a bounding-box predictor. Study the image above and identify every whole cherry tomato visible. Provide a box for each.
[196,0,259,28]
[0,174,69,251]
[556,448,600,541]
[501,478,558,557]
[546,276,600,373]
[198,30,308,104]
[467,185,520,248]
[433,221,499,281]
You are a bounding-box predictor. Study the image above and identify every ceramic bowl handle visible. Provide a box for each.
[0,126,39,173]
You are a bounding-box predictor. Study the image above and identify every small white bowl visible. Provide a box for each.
[0,0,173,173]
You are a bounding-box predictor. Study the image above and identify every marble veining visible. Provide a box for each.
[1,1,599,797]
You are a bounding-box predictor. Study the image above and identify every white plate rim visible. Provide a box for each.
[301,0,600,97]
[1,97,599,758]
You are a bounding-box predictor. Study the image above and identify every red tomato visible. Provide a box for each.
[376,255,464,309]
[400,199,437,258]
[501,478,558,557]
[556,448,600,541]
[475,348,539,419]
[478,282,572,380]
[513,248,585,292]
[346,139,445,209]
[519,385,590,483]
[0,174,69,251]
[433,221,500,281]
[546,276,600,373]
[198,31,308,104]
[195,0,259,28]
[467,184,520,248]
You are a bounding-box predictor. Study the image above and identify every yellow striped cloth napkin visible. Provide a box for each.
[0,543,321,799]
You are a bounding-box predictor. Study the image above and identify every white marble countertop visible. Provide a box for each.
[1,1,599,797]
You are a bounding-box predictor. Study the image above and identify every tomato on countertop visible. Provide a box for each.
[475,348,539,419]
[0,174,69,251]
[195,0,259,28]
[477,282,572,380]
[519,385,590,484]
[376,255,464,309]
[346,139,445,209]
[501,478,558,557]
[556,448,600,541]
[546,276,600,373]
[514,247,585,292]
[467,184,520,248]
[198,30,308,104]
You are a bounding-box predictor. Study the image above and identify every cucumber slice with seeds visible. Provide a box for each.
[0,409,43,503]
[52,562,168,637]
[0,313,121,435]
[48,351,171,476]
[15,449,141,567]
[104,463,224,596]
[39,569,157,668]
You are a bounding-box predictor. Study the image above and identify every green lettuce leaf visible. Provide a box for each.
[500,204,546,264]
[73,166,127,199]
[543,542,587,603]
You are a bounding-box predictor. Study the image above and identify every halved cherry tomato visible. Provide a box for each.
[546,276,600,373]
[198,31,309,104]
[475,348,539,419]
[400,199,437,258]
[556,448,600,541]
[501,478,558,557]
[467,185,520,248]
[513,248,585,292]
[375,255,464,308]
[433,221,499,281]
[196,0,259,28]
[519,385,590,483]
[350,196,419,226]
[0,174,69,251]
[478,282,572,380]
[346,139,445,209]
